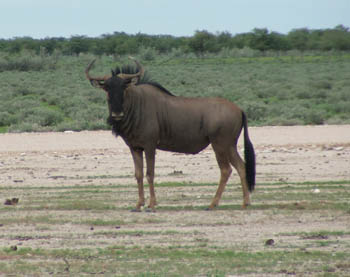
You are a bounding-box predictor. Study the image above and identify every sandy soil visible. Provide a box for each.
[1,125,349,187]
[0,125,350,275]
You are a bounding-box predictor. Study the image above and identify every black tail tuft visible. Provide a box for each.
[242,112,256,192]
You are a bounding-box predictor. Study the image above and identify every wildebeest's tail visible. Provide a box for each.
[242,112,256,192]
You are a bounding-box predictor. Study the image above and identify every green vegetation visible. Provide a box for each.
[0,246,348,276]
[1,25,350,55]
[0,51,350,132]
[1,26,350,132]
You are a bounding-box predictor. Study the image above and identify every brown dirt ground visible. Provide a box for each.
[1,125,349,186]
[0,125,350,270]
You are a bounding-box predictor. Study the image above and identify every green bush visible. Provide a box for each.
[303,110,327,125]
[330,101,350,114]
[33,107,64,126]
[138,47,158,61]
[0,111,13,126]
[0,51,57,72]
[240,101,268,122]
[55,120,100,132]
[15,106,63,127]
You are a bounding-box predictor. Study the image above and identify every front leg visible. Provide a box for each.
[130,148,145,212]
[145,147,157,212]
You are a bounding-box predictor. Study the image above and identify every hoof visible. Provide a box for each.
[131,208,142,212]
[205,207,214,211]
[145,207,156,213]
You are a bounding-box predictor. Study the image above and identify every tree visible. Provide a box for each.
[188,30,220,55]
[41,37,65,54]
[287,28,310,51]
[232,33,253,49]
[217,31,233,49]
[248,28,289,51]
[320,25,350,51]
[65,36,90,55]
[249,28,270,51]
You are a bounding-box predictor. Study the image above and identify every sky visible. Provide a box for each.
[1,0,349,39]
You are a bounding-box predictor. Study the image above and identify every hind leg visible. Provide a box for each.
[229,146,251,208]
[208,144,232,210]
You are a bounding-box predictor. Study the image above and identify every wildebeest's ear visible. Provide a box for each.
[90,79,105,88]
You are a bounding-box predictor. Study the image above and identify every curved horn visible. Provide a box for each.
[117,57,144,80]
[85,59,110,87]
[129,56,145,79]
[85,59,95,81]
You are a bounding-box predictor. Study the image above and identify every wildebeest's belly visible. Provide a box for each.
[156,136,210,154]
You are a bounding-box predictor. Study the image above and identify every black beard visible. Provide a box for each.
[107,116,121,137]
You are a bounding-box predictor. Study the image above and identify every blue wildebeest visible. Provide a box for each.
[85,58,255,212]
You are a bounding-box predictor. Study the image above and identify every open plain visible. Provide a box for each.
[0,125,349,276]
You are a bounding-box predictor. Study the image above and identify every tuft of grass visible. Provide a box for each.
[280,230,350,237]
[44,200,117,211]
[0,215,68,226]
[80,219,126,226]
[0,126,8,133]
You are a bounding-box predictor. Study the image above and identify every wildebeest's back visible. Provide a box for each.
[151,91,243,154]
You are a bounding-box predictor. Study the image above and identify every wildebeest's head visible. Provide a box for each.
[85,57,144,120]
